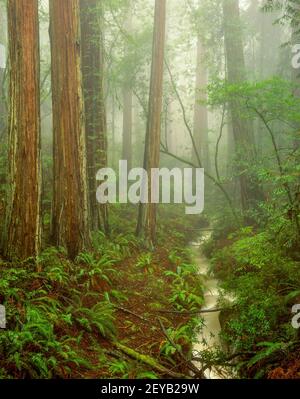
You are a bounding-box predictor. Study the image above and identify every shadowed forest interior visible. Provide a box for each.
[0,0,300,380]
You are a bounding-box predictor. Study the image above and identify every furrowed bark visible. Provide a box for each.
[136,0,166,247]
[3,0,41,260]
[49,0,90,259]
[80,0,109,233]
[223,0,263,214]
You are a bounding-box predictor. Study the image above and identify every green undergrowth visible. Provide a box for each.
[204,222,300,378]
[0,205,206,379]
[0,242,119,378]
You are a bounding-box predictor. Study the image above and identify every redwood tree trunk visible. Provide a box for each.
[111,94,116,168]
[0,4,6,138]
[3,0,41,260]
[122,7,133,170]
[223,0,261,213]
[49,0,90,258]
[122,85,133,169]
[80,0,109,233]
[136,0,166,246]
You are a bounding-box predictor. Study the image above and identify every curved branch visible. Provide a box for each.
[160,145,240,223]
[160,65,240,223]
[165,59,202,168]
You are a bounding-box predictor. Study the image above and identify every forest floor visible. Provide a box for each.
[0,205,207,379]
[79,206,206,379]
[81,246,193,378]
[3,200,299,379]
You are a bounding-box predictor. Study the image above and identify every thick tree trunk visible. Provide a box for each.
[80,0,109,233]
[3,0,41,260]
[223,0,261,213]
[136,0,166,246]
[49,0,90,259]
[193,36,210,173]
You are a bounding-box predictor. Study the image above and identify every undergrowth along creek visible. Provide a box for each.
[4,202,299,380]
[203,221,300,379]
[0,205,212,379]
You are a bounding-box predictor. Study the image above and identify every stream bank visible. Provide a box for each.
[190,231,234,379]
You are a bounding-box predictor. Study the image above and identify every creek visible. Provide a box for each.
[190,231,233,379]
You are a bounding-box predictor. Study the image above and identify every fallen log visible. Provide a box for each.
[112,341,189,379]
[156,307,224,315]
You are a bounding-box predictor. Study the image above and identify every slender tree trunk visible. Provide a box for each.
[111,94,116,168]
[193,36,210,173]
[3,0,41,260]
[122,86,133,169]
[0,4,6,138]
[226,119,235,174]
[122,6,133,170]
[0,67,5,141]
[136,0,166,246]
[49,0,90,259]
[163,98,169,150]
[0,5,6,204]
[133,95,145,167]
[257,2,281,80]
[223,0,261,213]
[292,25,300,150]
[166,100,174,154]
[80,0,109,233]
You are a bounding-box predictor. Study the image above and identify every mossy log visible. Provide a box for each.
[113,341,189,379]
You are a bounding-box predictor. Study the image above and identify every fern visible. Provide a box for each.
[73,302,116,338]
[247,341,288,368]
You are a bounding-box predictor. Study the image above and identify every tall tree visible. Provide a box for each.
[193,36,210,172]
[80,0,109,233]
[291,15,300,150]
[3,0,41,260]
[111,94,116,168]
[0,1,6,138]
[49,0,90,259]
[136,0,166,246]
[122,4,133,170]
[223,0,261,213]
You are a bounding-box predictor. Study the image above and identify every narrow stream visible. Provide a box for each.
[190,231,232,379]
